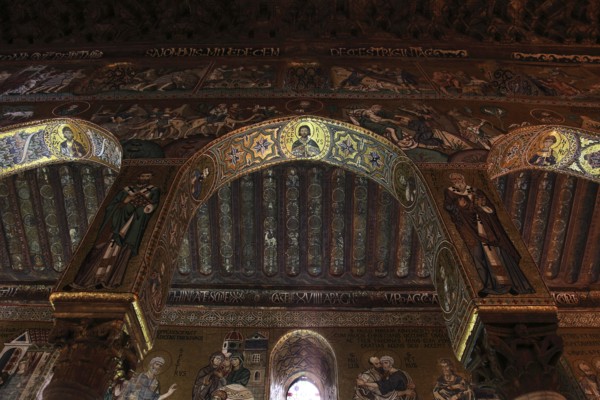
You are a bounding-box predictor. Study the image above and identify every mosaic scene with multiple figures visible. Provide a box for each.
[0,322,595,400]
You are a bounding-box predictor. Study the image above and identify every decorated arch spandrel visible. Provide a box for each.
[487,125,600,183]
[0,118,122,179]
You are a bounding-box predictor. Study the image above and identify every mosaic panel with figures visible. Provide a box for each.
[0,322,588,400]
[0,323,509,400]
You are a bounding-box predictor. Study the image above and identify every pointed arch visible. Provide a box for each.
[139,115,444,283]
[146,115,446,276]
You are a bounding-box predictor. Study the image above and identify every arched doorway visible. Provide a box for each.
[269,330,337,400]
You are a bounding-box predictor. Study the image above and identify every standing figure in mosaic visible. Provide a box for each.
[123,357,176,400]
[71,171,160,289]
[226,352,250,386]
[354,356,384,400]
[0,359,29,396]
[444,173,534,297]
[192,352,228,400]
[191,168,210,200]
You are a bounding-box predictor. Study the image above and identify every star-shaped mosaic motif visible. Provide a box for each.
[339,138,356,156]
[253,137,271,156]
[369,151,381,167]
[228,146,242,165]
[584,150,600,168]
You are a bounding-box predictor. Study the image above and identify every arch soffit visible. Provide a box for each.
[148,115,454,272]
[487,124,600,183]
[269,329,337,400]
[188,115,406,199]
[0,118,122,179]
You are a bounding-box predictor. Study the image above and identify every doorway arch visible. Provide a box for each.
[269,329,337,400]
[287,377,322,400]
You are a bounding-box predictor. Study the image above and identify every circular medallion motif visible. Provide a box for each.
[525,129,578,168]
[280,118,330,160]
[146,247,170,315]
[435,248,458,315]
[190,154,216,202]
[580,143,600,176]
[392,160,418,209]
[45,121,89,159]
[498,136,524,171]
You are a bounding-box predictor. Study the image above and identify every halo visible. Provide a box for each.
[542,131,560,147]
[359,350,402,369]
[295,122,315,138]
[143,349,173,375]
[435,356,458,367]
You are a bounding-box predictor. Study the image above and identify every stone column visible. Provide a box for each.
[42,319,137,400]
[467,321,564,399]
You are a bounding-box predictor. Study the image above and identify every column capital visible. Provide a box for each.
[467,322,563,399]
[43,318,138,400]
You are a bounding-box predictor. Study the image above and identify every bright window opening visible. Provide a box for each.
[287,378,320,400]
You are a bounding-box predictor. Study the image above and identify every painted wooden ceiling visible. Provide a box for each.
[0,162,429,289]
[0,0,597,47]
[1,160,598,303]
[0,0,598,315]
[495,170,600,286]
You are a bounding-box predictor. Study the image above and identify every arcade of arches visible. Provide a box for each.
[0,2,600,399]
